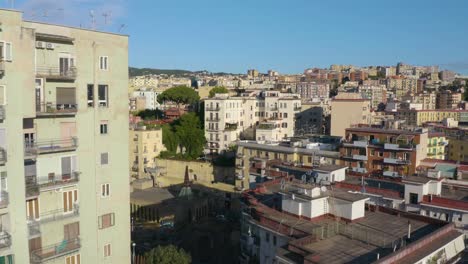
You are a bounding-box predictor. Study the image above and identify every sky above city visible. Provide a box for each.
[3,0,468,74]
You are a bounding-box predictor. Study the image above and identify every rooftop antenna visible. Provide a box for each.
[89,10,96,30]
[102,11,112,25]
[118,24,126,33]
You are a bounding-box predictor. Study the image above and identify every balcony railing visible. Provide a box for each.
[25,137,78,156]
[34,172,80,190]
[383,171,401,178]
[30,237,80,263]
[205,106,220,111]
[28,220,41,238]
[36,102,78,116]
[294,107,302,111]
[25,176,39,198]
[0,105,5,121]
[383,157,411,165]
[0,191,9,209]
[352,154,368,161]
[29,204,79,224]
[384,143,414,151]
[0,232,11,249]
[0,148,6,166]
[36,66,77,80]
[342,140,368,148]
[206,117,220,122]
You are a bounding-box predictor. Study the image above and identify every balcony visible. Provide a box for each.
[343,140,368,148]
[294,106,302,111]
[30,238,80,263]
[0,232,11,249]
[384,143,413,151]
[36,66,77,80]
[383,158,411,165]
[0,106,5,121]
[352,154,368,161]
[206,128,219,132]
[26,176,39,198]
[30,205,79,224]
[350,167,367,174]
[236,153,244,158]
[383,171,401,178]
[206,117,220,122]
[35,172,80,191]
[270,106,278,111]
[25,137,78,156]
[36,102,78,117]
[28,220,41,238]
[205,106,220,111]
[0,60,5,76]
[0,191,9,209]
[0,148,6,166]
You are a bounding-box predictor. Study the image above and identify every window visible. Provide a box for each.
[99,56,108,70]
[101,183,110,197]
[265,233,270,242]
[273,235,277,246]
[98,85,109,107]
[104,244,112,257]
[101,152,109,165]
[63,190,78,213]
[99,213,115,229]
[409,193,418,204]
[65,254,80,264]
[100,121,108,134]
[0,41,12,61]
[0,85,5,106]
[26,198,40,220]
[87,84,94,107]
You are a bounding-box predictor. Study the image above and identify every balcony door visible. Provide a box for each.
[26,198,40,220]
[28,237,42,254]
[35,79,43,112]
[60,122,77,148]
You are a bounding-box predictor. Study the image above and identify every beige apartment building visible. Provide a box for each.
[129,127,165,180]
[0,9,130,264]
[330,95,371,138]
[204,91,301,153]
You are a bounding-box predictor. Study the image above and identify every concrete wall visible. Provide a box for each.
[155,158,234,185]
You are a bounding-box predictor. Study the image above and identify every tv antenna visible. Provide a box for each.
[89,10,96,30]
[118,24,126,33]
[102,11,112,25]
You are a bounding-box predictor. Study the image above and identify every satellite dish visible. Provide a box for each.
[320,186,327,193]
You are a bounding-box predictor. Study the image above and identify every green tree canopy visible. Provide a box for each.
[174,113,205,159]
[157,86,200,108]
[208,86,229,98]
[162,124,178,153]
[145,245,191,264]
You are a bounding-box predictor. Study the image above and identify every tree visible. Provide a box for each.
[162,124,178,153]
[208,86,229,98]
[137,109,164,120]
[157,86,200,108]
[145,245,191,264]
[174,113,205,159]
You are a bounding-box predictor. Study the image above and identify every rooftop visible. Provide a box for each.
[346,126,426,135]
[314,164,347,173]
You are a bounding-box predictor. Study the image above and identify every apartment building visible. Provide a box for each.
[204,91,301,153]
[129,97,146,112]
[330,95,371,137]
[341,126,428,177]
[436,90,462,110]
[394,109,468,126]
[129,126,165,180]
[129,76,158,89]
[386,76,419,99]
[0,9,130,264]
[427,132,448,160]
[131,88,162,110]
[358,84,387,109]
[294,82,329,100]
[295,99,331,135]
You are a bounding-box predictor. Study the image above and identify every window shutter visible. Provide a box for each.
[5,43,11,61]
[101,153,108,165]
[56,88,76,105]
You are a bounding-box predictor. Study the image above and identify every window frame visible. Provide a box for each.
[98,84,109,107]
[0,41,13,61]
[101,152,109,165]
[101,183,111,198]
[100,121,108,135]
[99,56,109,71]
[98,213,115,229]
[104,243,112,257]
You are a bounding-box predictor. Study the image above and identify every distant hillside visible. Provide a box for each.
[129,67,239,77]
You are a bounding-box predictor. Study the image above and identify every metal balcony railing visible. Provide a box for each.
[0,148,6,166]
[35,66,77,80]
[29,204,79,224]
[36,102,78,116]
[205,106,220,111]
[25,177,40,198]
[24,137,78,156]
[0,106,5,121]
[0,191,9,209]
[35,172,80,190]
[0,232,11,249]
[30,237,80,263]
[28,220,41,238]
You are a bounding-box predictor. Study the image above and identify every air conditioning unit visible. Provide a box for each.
[46,43,54,50]
[36,41,45,49]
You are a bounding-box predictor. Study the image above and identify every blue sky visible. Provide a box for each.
[3,0,468,74]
